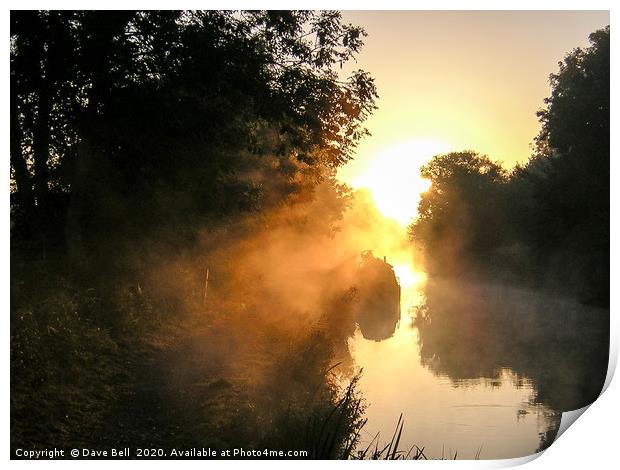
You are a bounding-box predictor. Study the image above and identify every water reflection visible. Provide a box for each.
[415,279,609,413]
[355,251,401,341]
[347,274,609,459]
[357,311,400,342]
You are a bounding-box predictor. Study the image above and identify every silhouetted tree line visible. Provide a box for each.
[410,26,609,306]
[10,10,377,273]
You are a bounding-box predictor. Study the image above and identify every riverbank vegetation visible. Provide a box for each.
[409,26,609,307]
[10,10,378,456]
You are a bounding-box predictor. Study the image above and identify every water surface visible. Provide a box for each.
[347,270,608,459]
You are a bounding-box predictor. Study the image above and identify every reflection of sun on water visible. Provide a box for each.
[348,270,546,460]
[393,263,427,320]
[351,139,451,225]
[339,139,553,459]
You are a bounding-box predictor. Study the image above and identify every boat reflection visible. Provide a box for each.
[355,250,401,341]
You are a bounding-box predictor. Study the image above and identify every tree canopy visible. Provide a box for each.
[10,10,378,264]
[409,26,609,305]
[409,151,507,268]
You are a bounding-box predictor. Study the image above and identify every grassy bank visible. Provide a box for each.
[10,252,366,458]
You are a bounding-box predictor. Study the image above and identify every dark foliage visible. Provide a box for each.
[10,10,377,268]
[409,26,609,306]
[10,10,377,455]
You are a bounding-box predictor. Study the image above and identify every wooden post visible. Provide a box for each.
[203,268,210,305]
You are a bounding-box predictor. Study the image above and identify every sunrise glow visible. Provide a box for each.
[392,263,426,288]
[349,139,450,225]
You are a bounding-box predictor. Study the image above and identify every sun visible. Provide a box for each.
[351,139,450,225]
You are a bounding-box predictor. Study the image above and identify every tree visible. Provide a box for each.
[10,11,80,243]
[535,27,609,168]
[408,26,609,304]
[10,10,378,266]
[409,151,506,273]
[525,25,609,303]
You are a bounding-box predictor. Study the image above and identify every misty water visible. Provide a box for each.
[345,268,608,460]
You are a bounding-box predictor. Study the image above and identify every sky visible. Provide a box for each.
[336,10,610,223]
